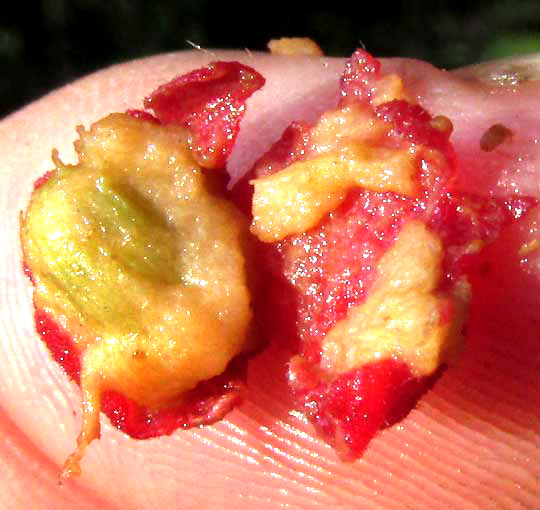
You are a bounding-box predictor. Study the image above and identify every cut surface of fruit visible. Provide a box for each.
[17,46,539,483]
[20,59,266,477]
[319,220,463,378]
[4,47,540,510]
[21,113,255,476]
[246,49,536,458]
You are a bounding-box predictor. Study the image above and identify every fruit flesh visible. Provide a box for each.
[19,59,266,477]
[247,49,536,457]
[319,221,463,378]
[21,113,255,476]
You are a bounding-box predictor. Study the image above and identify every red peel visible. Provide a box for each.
[290,358,436,458]
[340,49,381,105]
[144,61,266,169]
[35,309,245,439]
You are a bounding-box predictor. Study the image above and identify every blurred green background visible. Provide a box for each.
[3,0,540,117]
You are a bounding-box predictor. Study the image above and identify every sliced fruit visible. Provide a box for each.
[20,59,267,479]
[245,49,536,458]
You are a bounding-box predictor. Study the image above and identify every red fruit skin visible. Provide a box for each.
[431,192,537,283]
[281,189,413,356]
[375,100,458,169]
[144,61,266,169]
[35,308,81,384]
[241,49,538,459]
[32,170,56,191]
[125,109,160,124]
[35,308,245,438]
[290,358,437,458]
[340,49,381,106]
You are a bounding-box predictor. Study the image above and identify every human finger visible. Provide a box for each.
[1,49,539,510]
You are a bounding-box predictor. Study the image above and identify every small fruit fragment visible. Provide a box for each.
[340,50,408,107]
[479,123,513,152]
[21,113,255,476]
[289,357,434,458]
[144,61,265,169]
[267,37,324,56]
[245,48,536,458]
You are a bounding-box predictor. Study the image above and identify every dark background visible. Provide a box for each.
[3,0,540,117]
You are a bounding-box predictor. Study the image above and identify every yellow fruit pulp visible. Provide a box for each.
[251,103,418,242]
[320,221,467,378]
[250,74,466,380]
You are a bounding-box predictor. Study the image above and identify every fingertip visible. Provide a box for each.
[2,48,540,510]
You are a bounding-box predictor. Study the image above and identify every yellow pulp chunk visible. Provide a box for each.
[21,113,254,474]
[371,73,407,105]
[320,221,467,378]
[251,105,419,242]
[267,37,324,56]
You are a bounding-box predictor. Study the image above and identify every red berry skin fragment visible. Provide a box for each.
[144,61,266,169]
[35,309,81,384]
[376,100,457,165]
[32,170,55,191]
[125,109,160,124]
[280,190,412,352]
[290,358,435,458]
[101,360,246,439]
[254,122,313,177]
[340,49,381,105]
[34,308,246,440]
[432,192,539,282]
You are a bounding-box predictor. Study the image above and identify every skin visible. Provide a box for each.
[1,50,540,510]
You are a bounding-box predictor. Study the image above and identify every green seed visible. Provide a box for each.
[22,167,179,329]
